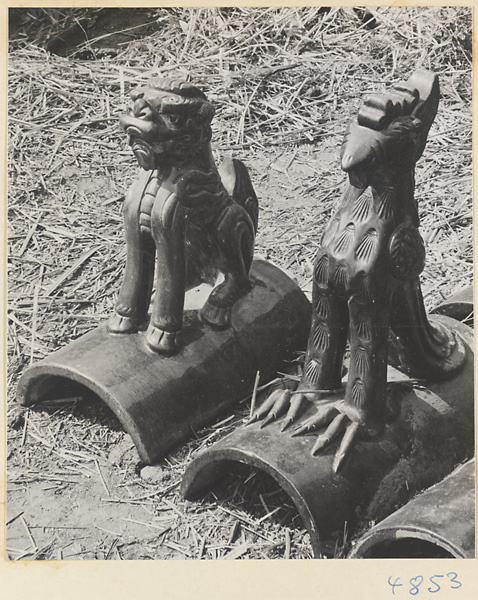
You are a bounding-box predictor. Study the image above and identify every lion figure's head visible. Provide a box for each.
[120,77,215,171]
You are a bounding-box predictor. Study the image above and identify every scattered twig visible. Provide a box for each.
[20,515,38,551]
[95,459,110,496]
[249,370,261,418]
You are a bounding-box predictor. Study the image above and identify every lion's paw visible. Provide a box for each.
[107,313,141,334]
[145,324,178,355]
[200,301,231,329]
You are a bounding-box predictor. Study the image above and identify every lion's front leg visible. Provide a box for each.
[108,187,155,335]
[146,196,188,354]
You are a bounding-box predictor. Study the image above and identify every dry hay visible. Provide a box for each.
[7,7,473,560]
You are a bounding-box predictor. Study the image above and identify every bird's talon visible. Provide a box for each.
[311,435,329,456]
[290,405,340,438]
[260,412,277,428]
[281,392,309,429]
[291,420,315,437]
[290,425,307,437]
[296,405,362,471]
[333,421,361,472]
[247,388,291,427]
[280,417,294,432]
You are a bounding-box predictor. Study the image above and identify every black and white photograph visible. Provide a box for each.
[5,3,474,580]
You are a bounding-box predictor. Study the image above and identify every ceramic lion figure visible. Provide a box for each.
[108,77,258,354]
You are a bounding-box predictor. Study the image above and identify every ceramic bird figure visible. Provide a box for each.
[249,69,466,471]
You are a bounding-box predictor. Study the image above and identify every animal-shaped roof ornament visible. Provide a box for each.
[108,77,258,354]
[249,68,466,472]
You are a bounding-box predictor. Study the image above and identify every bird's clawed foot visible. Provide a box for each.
[292,400,363,473]
[246,388,313,431]
[292,401,362,473]
[247,387,367,473]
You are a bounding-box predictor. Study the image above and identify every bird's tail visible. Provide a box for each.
[389,279,466,380]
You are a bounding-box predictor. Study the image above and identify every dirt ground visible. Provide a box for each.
[6,7,473,561]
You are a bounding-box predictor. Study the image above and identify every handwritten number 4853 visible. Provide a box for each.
[388,573,462,595]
